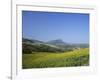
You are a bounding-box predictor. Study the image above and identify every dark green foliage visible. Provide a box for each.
[22,43,64,53]
[22,43,33,54]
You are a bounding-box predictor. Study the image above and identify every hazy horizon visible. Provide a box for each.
[22,11,89,44]
[22,37,89,44]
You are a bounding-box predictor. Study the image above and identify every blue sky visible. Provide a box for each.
[22,11,89,43]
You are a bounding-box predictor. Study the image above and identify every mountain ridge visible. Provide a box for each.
[46,39,67,45]
[22,38,89,53]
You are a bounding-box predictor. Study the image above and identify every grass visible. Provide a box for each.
[22,48,89,69]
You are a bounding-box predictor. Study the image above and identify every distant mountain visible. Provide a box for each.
[47,39,72,50]
[22,38,89,54]
[47,39,67,46]
[71,43,89,48]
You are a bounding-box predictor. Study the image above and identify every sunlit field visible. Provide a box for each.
[22,48,89,69]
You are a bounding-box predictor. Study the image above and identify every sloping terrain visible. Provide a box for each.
[22,48,89,69]
[22,38,89,53]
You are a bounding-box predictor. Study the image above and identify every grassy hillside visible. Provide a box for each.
[22,48,89,69]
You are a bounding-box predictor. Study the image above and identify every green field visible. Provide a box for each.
[22,48,89,69]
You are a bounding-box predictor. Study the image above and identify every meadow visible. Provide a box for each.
[22,48,89,69]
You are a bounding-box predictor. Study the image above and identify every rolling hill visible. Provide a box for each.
[22,38,89,54]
